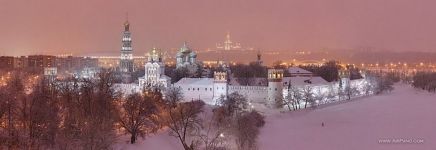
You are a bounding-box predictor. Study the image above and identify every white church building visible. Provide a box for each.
[138,47,170,88]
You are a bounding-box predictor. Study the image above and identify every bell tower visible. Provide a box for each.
[119,15,134,73]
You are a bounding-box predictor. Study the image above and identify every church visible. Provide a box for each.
[176,42,201,74]
[138,47,170,88]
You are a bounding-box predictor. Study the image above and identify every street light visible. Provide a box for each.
[219,133,225,138]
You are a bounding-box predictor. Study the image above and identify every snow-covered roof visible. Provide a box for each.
[288,67,313,74]
[282,76,328,86]
[174,78,214,86]
[160,75,171,80]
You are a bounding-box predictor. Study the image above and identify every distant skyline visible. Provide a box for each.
[1,0,436,56]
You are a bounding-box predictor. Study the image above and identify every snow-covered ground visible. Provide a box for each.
[259,84,436,150]
[116,84,436,150]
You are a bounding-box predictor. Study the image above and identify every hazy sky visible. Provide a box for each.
[1,0,436,56]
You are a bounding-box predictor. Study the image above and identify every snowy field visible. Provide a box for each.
[116,84,436,150]
[259,84,436,150]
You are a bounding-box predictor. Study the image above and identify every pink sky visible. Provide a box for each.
[1,0,436,56]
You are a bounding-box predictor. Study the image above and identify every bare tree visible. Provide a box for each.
[326,85,337,102]
[0,72,29,149]
[218,92,249,117]
[198,108,228,150]
[363,79,373,96]
[63,70,120,150]
[56,77,83,149]
[284,93,295,111]
[164,87,184,108]
[302,86,314,109]
[284,86,301,111]
[165,100,205,150]
[313,87,325,106]
[27,79,60,148]
[234,111,265,150]
[118,92,159,144]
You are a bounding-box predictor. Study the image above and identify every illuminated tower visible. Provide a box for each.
[224,32,232,50]
[268,69,284,108]
[119,18,134,72]
[216,32,241,50]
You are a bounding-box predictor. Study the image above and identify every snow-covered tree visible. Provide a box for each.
[218,92,249,117]
[302,86,315,108]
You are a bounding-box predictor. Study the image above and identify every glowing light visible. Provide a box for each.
[219,133,225,138]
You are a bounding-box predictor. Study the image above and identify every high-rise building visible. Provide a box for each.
[0,56,15,70]
[119,19,134,72]
[27,55,56,69]
[216,32,241,50]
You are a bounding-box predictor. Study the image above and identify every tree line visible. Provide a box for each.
[0,70,265,150]
[412,72,436,92]
[282,72,394,111]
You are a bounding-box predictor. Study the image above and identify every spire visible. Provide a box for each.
[256,49,263,65]
[124,12,130,31]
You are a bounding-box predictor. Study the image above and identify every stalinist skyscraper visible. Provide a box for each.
[216,32,242,50]
[119,18,134,72]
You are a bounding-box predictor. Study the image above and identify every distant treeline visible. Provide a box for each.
[346,51,436,64]
[412,72,436,92]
